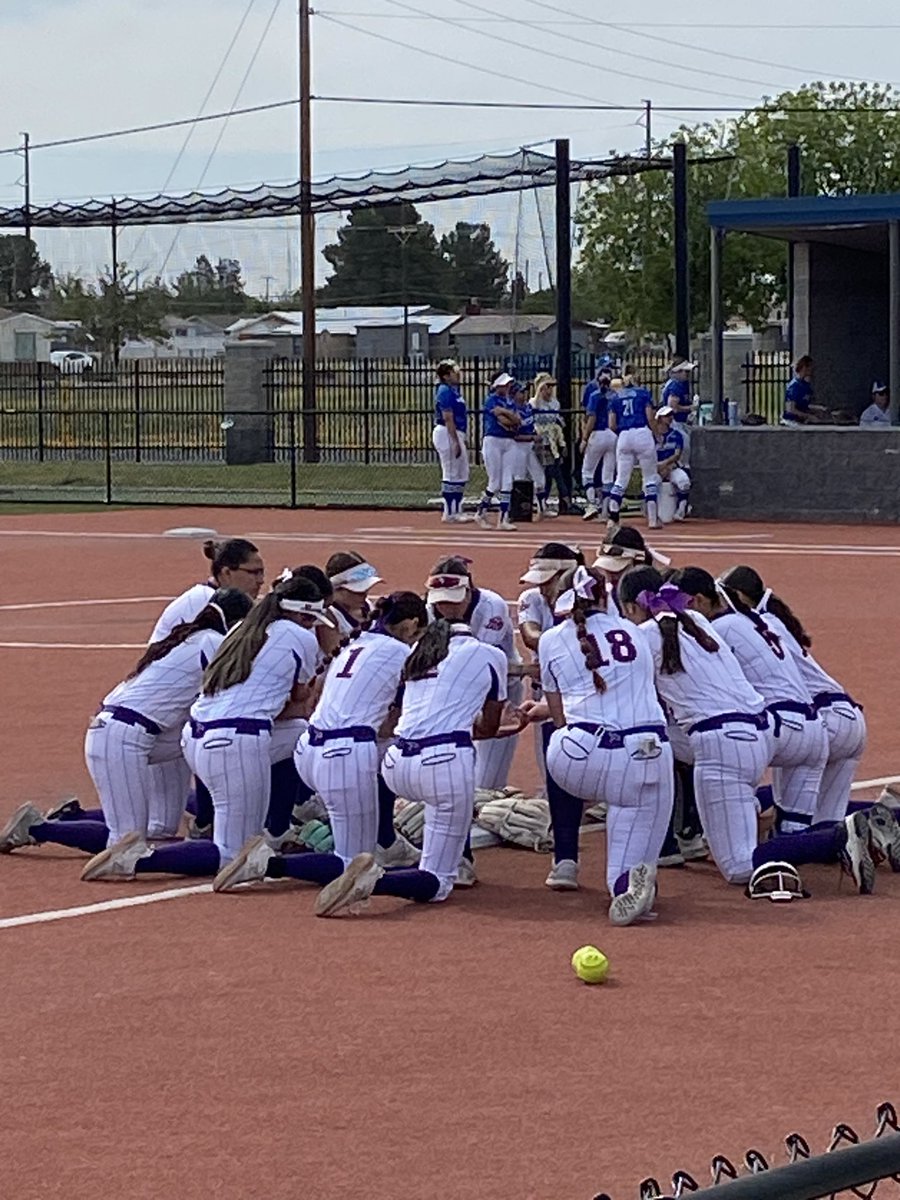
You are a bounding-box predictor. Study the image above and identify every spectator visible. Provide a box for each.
[782,355,817,425]
[860,382,891,427]
[529,372,572,515]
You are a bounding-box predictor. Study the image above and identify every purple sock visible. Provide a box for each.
[374,868,440,903]
[543,723,582,863]
[31,819,108,855]
[134,839,221,876]
[613,870,630,896]
[266,759,304,838]
[756,784,774,813]
[193,781,214,828]
[377,775,397,848]
[80,807,104,823]
[752,824,845,869]
[267,852,343,885]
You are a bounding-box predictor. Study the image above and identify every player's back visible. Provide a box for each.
[395,632,507,739]
[712,612,810,705]
[105,629,223,729]
[149,583,214,644]
[192,619,318,722]
[613,386,650,431]
[311,630,410,732]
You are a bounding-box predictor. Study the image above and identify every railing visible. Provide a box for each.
[742,351,791,424]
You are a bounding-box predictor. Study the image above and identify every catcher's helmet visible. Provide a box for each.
[746,860,809,902]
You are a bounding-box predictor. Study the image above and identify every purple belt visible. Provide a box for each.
[396,731,473,756]
[308,725,376,746]
[190,717,271,738]
[569,722,668,750]
[101,706,161,736]
[813,690,861,712]
[767,700,816,737]
[688,711,769,736]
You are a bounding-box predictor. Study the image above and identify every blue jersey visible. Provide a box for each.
[611,386,652,431]
[657,426,686,463]
[661,377,691,423]
[516,406,536,438]
[586,387,610,430]
[483,392,517,439]
[434,382,467,434]
[784,376,813,422]
[581,380,599,409]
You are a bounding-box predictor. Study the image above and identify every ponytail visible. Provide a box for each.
[619,565,718,675]
[719,564,812,651]
[129,588,252,679]
[556,565,608,692]
[403,618,453,682]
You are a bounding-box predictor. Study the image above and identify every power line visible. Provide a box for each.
[316,13,900,27]
[312,94,900,115]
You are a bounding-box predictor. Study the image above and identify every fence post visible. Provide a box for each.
[133,360,142,463]
[363,359,371,464]
[289,410,298,508]
[36,362,45,463]
[103,410,112,503]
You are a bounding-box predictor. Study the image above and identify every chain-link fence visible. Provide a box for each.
[595,1103,900,1200]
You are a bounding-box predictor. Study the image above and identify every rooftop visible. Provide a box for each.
[707,192,900,252]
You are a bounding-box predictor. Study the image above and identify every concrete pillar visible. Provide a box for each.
[710,226,724,419]
[793,242,811,358]
[223,340,276,465]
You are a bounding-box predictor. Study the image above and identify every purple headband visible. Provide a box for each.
[636,582,692,616]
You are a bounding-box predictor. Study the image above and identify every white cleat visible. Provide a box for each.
[454,857,478,888]
[475,512,491,529]
[213,835,274,892]
[581,505,599,522]
[841,811,876,894]
[454,513,475,524]
[0,804,42,853]
[608,862,658,926]
[498,518,518,531]
[81,831,150,882]
[376,833,421,868]
[544,858,579,891]
[676,832,709,862]
[314,852,384,917]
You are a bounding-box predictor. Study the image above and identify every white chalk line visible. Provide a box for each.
[0,883,212,931]
[0,642,144,649]
[0,594,169,612]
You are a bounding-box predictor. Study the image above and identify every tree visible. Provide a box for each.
[440,222,508,307]
[318,203,447,309]
[574,81,900,337]
[0,235,52,308]
[173,254,248,313]
[50,268,170,357]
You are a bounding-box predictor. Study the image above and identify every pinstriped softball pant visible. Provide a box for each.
[815,701,867,824]
[294,732,379,866]
[381,742,475,901]
[546,726,674,894]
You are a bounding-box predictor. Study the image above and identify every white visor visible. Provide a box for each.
[520,558,577,585]
[671,361,696,373]
[426,572,470,605]
[279,597,335,627]
[329,562,381,593]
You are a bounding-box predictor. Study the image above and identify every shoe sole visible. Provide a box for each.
[843,813,876,894]
[0,803,41,853]
[315,853,382,917]
[81,830,143,882]
[44,798,82,822]
[867,805,900,872]
[609,864,658,926]
[545,876,580,890]
[213,836,269,893]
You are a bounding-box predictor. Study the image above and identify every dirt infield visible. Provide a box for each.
[2,508,898,1200]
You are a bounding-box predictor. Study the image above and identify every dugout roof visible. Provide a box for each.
[707,193,900,252]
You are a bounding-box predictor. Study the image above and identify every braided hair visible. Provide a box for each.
[314,590,428,680]
[127,587,252,680]
[618,566,718,674]
[719,565,812,652]
[558,565,608,693]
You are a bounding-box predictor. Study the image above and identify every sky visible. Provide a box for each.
[1,0,899,296]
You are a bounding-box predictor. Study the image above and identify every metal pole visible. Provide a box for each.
[402,241,409,360]
[110,201,120,368]
[643,99,652,158]
[890,221,900,424]
[554,138,573,461]
[710,225,724,419]
[673,141,690,360]
[299,0,318,462]
[20,132,31,242]
[787,143,801,359]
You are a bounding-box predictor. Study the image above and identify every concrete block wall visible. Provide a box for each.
[223,340,276,465]
[691,426,900,523]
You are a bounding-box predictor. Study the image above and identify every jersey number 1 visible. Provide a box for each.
[335,646,365,678]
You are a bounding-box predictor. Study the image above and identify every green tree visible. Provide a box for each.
[0,235,52,308]
[173,254,248,313]
[575,80,900,338]
[51,268,170,357]
[440,221,508,307]
[318,203,447,309]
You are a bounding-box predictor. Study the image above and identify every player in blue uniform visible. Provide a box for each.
[432,360,473,523]
[580,379,617,521]
[782,355,815,425]
[654,405,691,522]
[476,372,521,530]
[607,373,660,530]
[661,360,696,465]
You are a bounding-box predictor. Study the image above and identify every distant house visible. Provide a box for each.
[0,311,88,363]
[448,313,608,359]
[120,314,235,361]
[227,305,461,360]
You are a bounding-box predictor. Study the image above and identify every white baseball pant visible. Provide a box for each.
[688,720,773,884]
[610,427,659,520]
[381,741,475,901]
[475,676,522,790]
[182,719,304,863]
[546,726,674,893]
[658,469,691,523]
[432,426,470,484]
[294,732,379,865]
[814,699,867,823]
[482,436,516,495]
[510,441,546,493]
[85,716,189,846]
[768,707,829,827]
[581,429,617,506]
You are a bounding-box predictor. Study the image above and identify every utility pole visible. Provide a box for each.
[263,275,274,304]
[20,132,31,241]
[299,0,318,461]
[642,100,652,158]
[387,225,417,359]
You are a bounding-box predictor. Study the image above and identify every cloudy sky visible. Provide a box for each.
[0,0,898,295]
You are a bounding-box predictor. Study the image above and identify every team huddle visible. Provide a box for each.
[2,529,897,924]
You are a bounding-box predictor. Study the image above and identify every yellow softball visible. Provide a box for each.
[571,945,610,984]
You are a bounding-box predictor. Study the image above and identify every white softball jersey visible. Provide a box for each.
[394,633,508,740]
[191,619,319,723]
[466,586,519,662]
[539,613,665,729]
[149,582,215,644]
[518,587,554,636]
[639,612,765,729]
[761,613,842,697]
[710,611,812,705]
[103,629,224,731]
[310,630,410,732]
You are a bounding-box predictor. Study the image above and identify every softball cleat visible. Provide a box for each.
[0,804,42,853]
[81,831,149,882]
[865,803,900,872]
[609,862,658,926]
[454,857,478,888]
[544,859,580,890]
[213,835,273,892]
[375,833,420,869]
[314,853,384,917]
[44,797,83,822]
[841,811,876,894]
